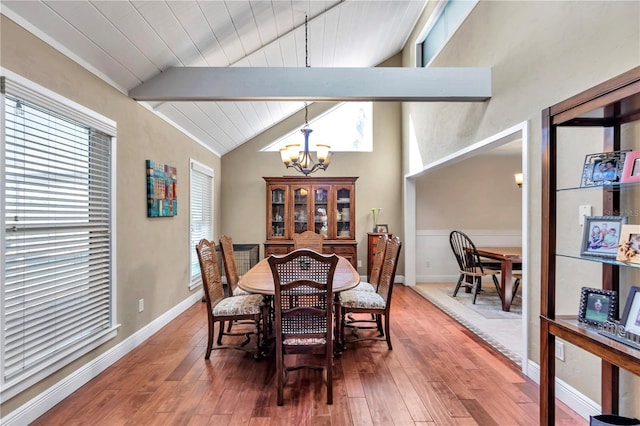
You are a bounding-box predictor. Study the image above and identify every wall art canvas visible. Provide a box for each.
[146,160,177,217]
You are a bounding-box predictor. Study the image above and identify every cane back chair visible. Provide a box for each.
[293,230,324,252]
[353,234,388,293]
[339,236,402,350]
[267,249,339,406]
[196,239,264,359]
[219,235,250,296]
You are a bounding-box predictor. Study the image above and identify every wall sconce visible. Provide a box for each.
[514,173,523,188]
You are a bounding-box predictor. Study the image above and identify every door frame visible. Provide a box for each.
[403,121,529,373]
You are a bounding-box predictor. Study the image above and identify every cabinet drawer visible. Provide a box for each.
[326,246,353,256]
[265,246,289,256]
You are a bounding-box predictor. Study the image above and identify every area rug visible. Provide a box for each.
[411,283,522,365]
[430,284,522,319]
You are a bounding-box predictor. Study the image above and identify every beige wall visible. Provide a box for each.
[221,55,404,276]
[402,0,640,414]
[415,155,522,230]
[1,15,221,415]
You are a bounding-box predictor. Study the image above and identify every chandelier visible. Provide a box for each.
[279,14,332,176]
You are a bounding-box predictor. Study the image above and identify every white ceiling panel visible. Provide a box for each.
[1,0,428,155]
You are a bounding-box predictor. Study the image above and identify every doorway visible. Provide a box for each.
[403,122,529,372]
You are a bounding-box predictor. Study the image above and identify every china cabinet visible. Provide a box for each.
[541,66,640,425]
[264,177,358,267]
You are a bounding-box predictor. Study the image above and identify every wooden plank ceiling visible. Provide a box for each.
[1,1,427,155]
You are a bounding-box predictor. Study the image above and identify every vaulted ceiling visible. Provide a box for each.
[2,1,427,156]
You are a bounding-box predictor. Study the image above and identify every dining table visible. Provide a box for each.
[475,246,522,312]
[239,255,360,295]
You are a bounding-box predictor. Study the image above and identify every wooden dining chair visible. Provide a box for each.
[449,230,502,304]
[196,239,264,359]
[339,236,402,350]
[353,234,388,293]
[219,235,249,296]
[293,230,324,252]
[267,249,339,406]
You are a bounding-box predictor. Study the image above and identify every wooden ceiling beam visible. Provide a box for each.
[129,67,491,102]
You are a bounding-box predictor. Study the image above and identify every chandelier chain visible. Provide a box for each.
[278,11,331,176]
[305,14,309,68]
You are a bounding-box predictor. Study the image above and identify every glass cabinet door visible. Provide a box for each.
[268,185,288,239]
[292,185,310,235]
[312,186,330,237]
[335,185,354,239]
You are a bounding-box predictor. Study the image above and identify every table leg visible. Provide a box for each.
[501,260,513,312]
[258,295,274,357]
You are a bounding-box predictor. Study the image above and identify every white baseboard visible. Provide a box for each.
[416,274,459,283]
[2,291,204,426]
[360,274,406,285]
[526,360,599,421]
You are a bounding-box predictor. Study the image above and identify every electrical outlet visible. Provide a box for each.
[555,340,565,361]
[579,205,592,226]
[357,260,362,267]
[138,299,144,313]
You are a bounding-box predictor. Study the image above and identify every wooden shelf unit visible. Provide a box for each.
[540,66,640,425]
[263,176,358,268]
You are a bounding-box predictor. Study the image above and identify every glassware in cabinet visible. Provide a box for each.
[335,185,354,238]
[312,186,330,236]
[292,185,309,235]
[268,185,288,239]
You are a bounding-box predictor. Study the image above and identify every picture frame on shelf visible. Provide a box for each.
[580,151,627,187]
[580,216,627,259]
[620,150,640,183]
[375,224,389,233]
[578,287,617,326]
[616,224,640,264]
[620,286,640,336]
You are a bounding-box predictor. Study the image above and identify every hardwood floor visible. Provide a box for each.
[32,285,586,425]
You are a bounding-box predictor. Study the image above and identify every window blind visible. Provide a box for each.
[190,160,213,289]
[2,90,113,389]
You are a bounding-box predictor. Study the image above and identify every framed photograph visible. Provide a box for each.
[375,224,389,233]
[620,286,640,336]
[616,224,640,264]
[580,151,627,187]
[578,287,617,326]
[620,150,640,183]
[581,216,627,259]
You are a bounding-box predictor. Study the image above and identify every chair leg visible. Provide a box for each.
[376,314,383,336]
[384,314,392,350]
[326,353,333,404]
[453,274,464,297]
[276,344,284,406]
[512,278,521,300]
[472,277,481,304]
[340,307,347,349]
[217,320,225,345]
[492,275,503,303]
[205,317,214,360]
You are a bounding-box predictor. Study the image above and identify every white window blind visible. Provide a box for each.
[1,73,117,397]
[190,160,213,290]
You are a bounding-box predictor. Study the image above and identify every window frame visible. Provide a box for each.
[0,69,118,401]
[415,0,479,68]
[189,159,214,290]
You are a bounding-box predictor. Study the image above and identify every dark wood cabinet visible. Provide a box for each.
[264,177,358,268]
[367,232,392,281]
[540,66,640,425]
